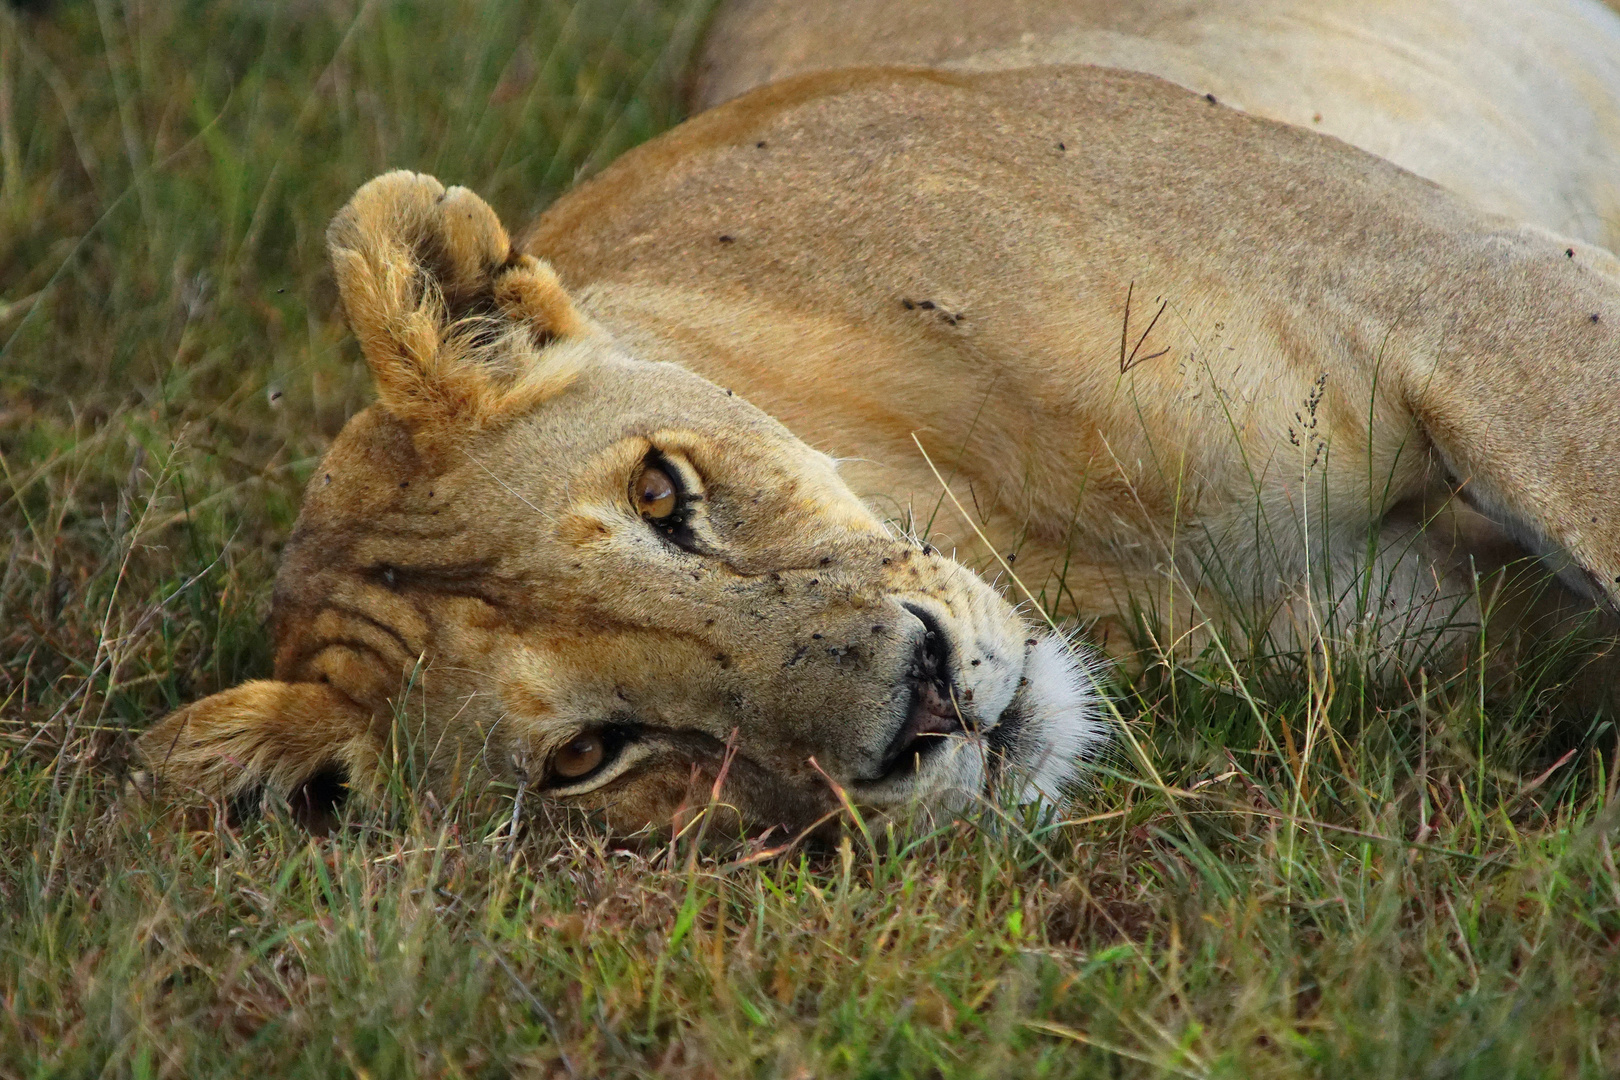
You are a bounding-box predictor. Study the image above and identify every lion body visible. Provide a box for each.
[534,66,1620,665]
[139,12,1620,833]
[693,0,1620,248]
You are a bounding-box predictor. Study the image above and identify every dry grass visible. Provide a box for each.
[4,1,1620,1076]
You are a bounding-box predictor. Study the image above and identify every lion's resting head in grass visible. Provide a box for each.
[136,171,1104,835]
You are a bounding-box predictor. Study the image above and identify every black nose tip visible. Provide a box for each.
[905,606,957,719]
[877,605,968,778]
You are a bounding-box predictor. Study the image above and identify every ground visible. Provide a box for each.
[3,1,1620,1076]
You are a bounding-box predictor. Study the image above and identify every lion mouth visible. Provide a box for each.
[870,603,972,781]
[854,611,1109,799]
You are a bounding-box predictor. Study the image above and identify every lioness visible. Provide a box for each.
[139,67,1620,835]
[694,0,1620,248]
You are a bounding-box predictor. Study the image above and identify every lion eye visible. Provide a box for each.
[551,731,606,780]
[633,464,679,520]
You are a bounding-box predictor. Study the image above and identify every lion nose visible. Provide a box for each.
[874,605,971,777]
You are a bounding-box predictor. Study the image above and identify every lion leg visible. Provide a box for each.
[1277,515,1487,671]
[1252,486,1620,692]
[136,680,382,829]
[1172,499,1479,674]
[1387,240,1620,614]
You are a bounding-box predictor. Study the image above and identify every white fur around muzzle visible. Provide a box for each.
[1012,634,1110,804]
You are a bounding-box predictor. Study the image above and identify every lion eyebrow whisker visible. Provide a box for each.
[459,446,554,522]
[425,684,483,771]
[479,708,511,774]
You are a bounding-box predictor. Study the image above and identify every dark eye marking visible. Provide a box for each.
[314,601,417,658]
[364,560,506,604]
[354,561,547,631]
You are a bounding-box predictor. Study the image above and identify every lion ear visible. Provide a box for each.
[136,680,381,829]
[326,170,590,430]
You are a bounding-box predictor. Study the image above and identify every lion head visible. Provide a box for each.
[136,171,1105,835]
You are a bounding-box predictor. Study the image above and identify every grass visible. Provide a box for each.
[4,0,1620,1075]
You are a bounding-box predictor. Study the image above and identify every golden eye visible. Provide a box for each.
[551,731,606,781]
[633,464,679,520]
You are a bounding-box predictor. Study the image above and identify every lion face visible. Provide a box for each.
[138,172,1103,835]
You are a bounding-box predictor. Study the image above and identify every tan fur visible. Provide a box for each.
[141,61,1620,834]
[693,0,1620,248]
